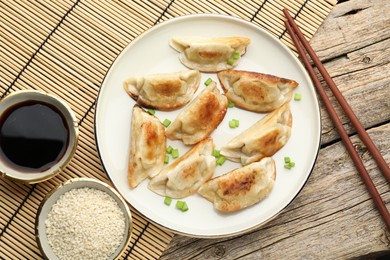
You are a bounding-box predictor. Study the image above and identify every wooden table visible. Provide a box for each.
[161,0,390,258]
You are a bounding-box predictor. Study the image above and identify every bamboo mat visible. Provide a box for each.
[0,0,337,259]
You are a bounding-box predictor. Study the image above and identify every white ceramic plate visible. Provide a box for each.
[95,14,321,237]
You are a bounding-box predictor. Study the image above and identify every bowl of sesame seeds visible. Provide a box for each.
[35,178,132,260]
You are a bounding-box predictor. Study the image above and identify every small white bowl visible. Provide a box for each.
[0,90,78,184]
[35,178,133,260]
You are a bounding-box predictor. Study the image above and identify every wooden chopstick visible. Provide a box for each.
[283,9,390,183]
[283,9,390,230]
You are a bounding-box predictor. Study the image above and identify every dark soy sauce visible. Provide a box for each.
[0,100,69,173]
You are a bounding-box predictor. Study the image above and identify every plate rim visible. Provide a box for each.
[94,13,322,238]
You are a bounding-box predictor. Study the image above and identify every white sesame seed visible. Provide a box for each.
[45,187,126,260]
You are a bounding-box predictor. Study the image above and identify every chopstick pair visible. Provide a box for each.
[282,9,390,230]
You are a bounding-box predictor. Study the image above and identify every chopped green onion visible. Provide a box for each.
[171,148,179,159]
[181,202,189,212]
[216,156,226,166]
[164,155,169,164]
[147,108,155,115]
[176,200,184,209]
[204,78,213,86]
[284,157,296,170]
[212,149,220,158]
[229,119,240,128]
[227,58,234,66]
[233,51,240,59]
[166,145,173,154]
[162,118,171,127]
[175,201,189,212]
[227,100,235,108]
[164,196,172,206]
[294,93,302,101]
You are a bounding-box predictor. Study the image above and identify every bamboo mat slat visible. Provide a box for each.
[0,0,336,259]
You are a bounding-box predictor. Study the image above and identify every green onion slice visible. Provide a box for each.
[164,196,172,206]
[227,58,234,66]
[171,148,179,159]
[284,157,296,169]
[162,118,171,127]
[227,100,235,108]
[204,78,213,86]
[229,119,239,128]
[166,145,173,154]
[233,51,240,59]
[175,201,189,212]
[176,200,184,209]
[147,108,155,115]
[212,149,220,158]
[216,156,226,166]
[181,202,189,212]
[294,93,302,101]
[164,155,169,164]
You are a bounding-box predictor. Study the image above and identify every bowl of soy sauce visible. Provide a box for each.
[0,90,79,184]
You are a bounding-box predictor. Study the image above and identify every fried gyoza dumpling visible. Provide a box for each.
[220,103,292,165]
[198,157,276,212]
[123,70,201,111]
[218,70,299,113]
[148,138,215,198]
[165,81,228,145]
[169,37,251,72]
[128,106,166,188]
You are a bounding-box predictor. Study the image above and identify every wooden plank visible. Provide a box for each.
[319,62,390,144]
[309,0,390,61]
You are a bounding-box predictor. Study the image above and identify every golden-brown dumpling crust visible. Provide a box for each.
[148,138,215,198]
[218,70,298,113]
[169,37,251,72]
[165,81,228,145]
[128,106,166,188]
[220,103,292,165]
[198,157,276,212]
[123,70,201,111]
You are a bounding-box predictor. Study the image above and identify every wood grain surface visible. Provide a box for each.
[161,0,390,259]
